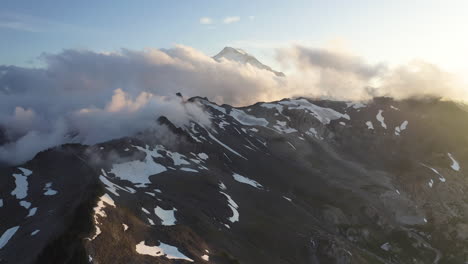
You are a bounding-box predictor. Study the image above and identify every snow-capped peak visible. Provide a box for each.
[213,47,285,77]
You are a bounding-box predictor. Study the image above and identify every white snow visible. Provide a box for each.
[0,199,3,208]
[422,164,446,182]
[180,168,198,173]
[390,105,400,111]
[148,218,155,225]
[305,127,321,139]
[287,141,296,150]
[167,151,190,166]
[232,173,263,189]
[280,99,349,124]
[90,194,116,240]
[376,110,387,129]
[261,103,284,113]
[154,206,177,226]
[142,208,150,214]
[198,153,209,160]
[229,109,269,126]
[207,132,247,160]
[43,182,58,196]
[366,121,374,130]
[396,190,400,195]
[283,196,292,202]
[346,102,366,109]
[31,230,40,236]
[20,200,31,209]
[206,102,226,114]
[273,120,298,134]
[201,254,209,261]
[11,168,32,200]
[448,153,460,171]
[135,241,193,262]
[428,179,434,188]
[219,182,227,190]
[27,207,37,217]
[424,218,428,223]
[395,121,408,136]
[110,145,167,186]
[122,224,129,231]
[380,242,391,251]
[339,122,346,126]
[220,192,239,223]
[0,226,19,249]
[99,175,134,196]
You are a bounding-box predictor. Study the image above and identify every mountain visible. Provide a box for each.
[213,47,285,77]
[1,95,468,263]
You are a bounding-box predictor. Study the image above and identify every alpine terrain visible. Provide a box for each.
[1,48,468,264]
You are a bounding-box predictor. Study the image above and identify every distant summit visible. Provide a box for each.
[213,47,285,77]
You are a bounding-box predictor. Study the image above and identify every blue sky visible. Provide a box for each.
[1,0,468,77]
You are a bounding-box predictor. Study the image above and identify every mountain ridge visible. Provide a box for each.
[213,46,285,77]
[1,95,468,263]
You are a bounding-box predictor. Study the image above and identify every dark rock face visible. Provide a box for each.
[1,97,468,264]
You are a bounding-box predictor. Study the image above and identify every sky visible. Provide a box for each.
[1,0,468,165]
[1,0,468,78]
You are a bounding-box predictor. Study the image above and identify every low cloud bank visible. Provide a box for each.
[0,44,465,165]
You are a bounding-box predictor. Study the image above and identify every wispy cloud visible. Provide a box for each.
[249,16,255,21]
[0,12,88,33]
[199,17,213,25]
[223,16,240,24]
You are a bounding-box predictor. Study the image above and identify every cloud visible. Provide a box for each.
[199,17,213,25]
[249,16,255,21]
[0,44,466,165]
[0,45,284,165]
[223,16,240,24]
[276,45,467,101]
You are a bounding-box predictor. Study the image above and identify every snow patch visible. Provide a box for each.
[135,241,193,262]
[180,168,198,173]
[43,182,58,196]
[0,226,19,249]
[220,192,239,223]
[31,230,40,236]
[90,194,115,240]
[448,153,460,171]
[198,153,209,160]
[19,200,31,209]
[27,207,37,217]
[376,110,387,129]
[280,99,349,124]
[207,132,247,160]
[229,109,269,126]
[232,173,263,189]
[366,121,374,130]
[346,102,366,109]
[154,206,177,226]
[110,145,167,187]
[395,120,408,136]
[11,168,32,200]
[380,242,391,251]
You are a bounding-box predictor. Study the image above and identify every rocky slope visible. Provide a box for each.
[1,96,468,264]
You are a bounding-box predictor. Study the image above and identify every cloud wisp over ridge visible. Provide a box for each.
[199,17,213,25]
[0,44,465,165]
[223,16,240,24]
